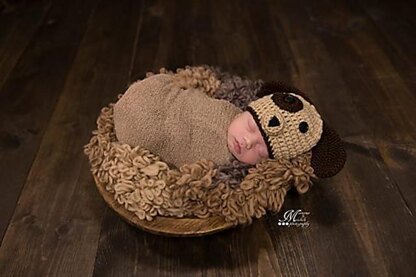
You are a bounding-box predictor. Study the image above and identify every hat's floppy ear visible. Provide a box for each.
[311,121,347,178]
[257,81,313,104]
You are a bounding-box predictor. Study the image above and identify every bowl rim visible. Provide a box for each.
[93,175,236,237]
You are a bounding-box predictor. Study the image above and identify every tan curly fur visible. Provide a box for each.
[146,66,221,97]
[83,66,316,225]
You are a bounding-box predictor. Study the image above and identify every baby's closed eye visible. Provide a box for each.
[247,119,257,132]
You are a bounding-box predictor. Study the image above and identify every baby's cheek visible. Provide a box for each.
[248,150,261,164]
[229,125,241,138]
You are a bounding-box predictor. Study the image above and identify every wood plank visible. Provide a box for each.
[222,0,295,80]
[238,1,369,276]
[296,0,416,213]
[0,0,51,89]
[300,0,416,216]
[209,0,269,78]
[352,0,416,216]
[1,0,411,275]
[265,0,416,275]
[129,0,204,81]
[128,0,163,81]
[94,211,284,277]
[0,0,142,276]
[0,0,98,242]
[357,0,416,94]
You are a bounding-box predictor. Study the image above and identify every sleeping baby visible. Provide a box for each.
[113,73,346,178]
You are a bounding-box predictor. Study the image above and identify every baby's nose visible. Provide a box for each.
[244,137,256,149]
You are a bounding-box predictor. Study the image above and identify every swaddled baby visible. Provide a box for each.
[113,73,345,178]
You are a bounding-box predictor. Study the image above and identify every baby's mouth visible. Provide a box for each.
[234,138,241,154]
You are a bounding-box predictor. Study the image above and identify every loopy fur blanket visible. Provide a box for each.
[83,66,316,225]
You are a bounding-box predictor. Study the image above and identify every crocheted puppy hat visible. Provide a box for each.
[246,82,346,178]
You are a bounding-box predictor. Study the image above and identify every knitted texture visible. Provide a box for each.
[311,121,347,178]
[247,93,323,160]
[156,66,221,97]
[113,73,242,168]
[83,65,316,225]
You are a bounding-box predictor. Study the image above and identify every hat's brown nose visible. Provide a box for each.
[272,92,303,113]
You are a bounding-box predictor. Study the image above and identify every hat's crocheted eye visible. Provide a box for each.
[261,111,284,136]
[268,116,280,127]
[299,121,309,133]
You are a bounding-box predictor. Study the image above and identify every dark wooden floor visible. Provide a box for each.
[1,0,415,276]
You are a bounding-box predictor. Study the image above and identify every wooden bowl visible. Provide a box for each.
[93,176,235,237]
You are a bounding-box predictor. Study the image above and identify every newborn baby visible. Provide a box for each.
[113,73,324,169]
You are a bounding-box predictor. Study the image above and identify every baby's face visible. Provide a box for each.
[227,111,269,164]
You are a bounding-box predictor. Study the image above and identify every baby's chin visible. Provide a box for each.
[230,149,265,165]
[228,148,258,165]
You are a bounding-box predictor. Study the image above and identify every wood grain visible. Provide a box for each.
[0,0,98,242]
[0,0,141,276]
[0,0,415,276]
[0,0,51,89]
[266,0,416,276]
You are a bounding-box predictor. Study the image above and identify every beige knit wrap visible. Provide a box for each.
[113,74,243,168]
